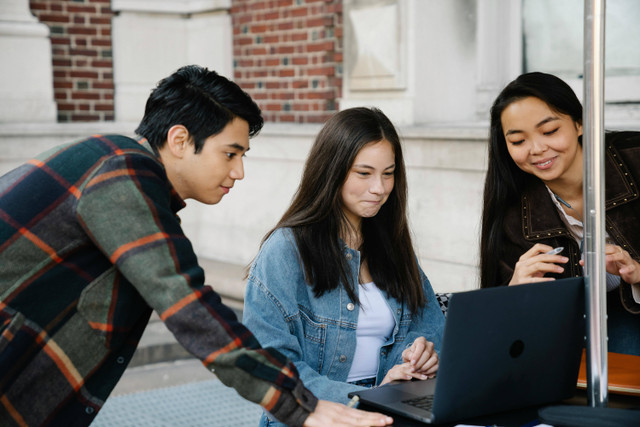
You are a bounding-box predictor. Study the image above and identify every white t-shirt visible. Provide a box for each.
[546,186,640,302]
[347,282,396,382]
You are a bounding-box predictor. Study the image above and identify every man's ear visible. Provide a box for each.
[165,125,192,158]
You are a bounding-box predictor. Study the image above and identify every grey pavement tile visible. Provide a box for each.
[92,377,262,426]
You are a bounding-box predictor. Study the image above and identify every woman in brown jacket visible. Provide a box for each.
[480,71,640,355]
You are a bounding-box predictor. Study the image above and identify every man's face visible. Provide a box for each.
[172,117,250,204]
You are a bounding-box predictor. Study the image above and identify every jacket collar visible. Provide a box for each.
[520,141,638,241]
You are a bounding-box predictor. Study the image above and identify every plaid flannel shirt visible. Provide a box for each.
[0,135,317,426]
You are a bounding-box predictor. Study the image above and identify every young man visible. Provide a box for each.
[0,65,392,427]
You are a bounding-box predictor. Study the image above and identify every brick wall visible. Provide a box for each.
[29,0,115,122]
[231,0,343,123]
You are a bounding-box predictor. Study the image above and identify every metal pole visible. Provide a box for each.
[583,0,608,407]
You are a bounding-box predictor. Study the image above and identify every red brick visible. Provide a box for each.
[39,14,70,23]
[68,27,98,36]
[72,92,101,100]
[251,24,268,33]
[90,17,112,25]
[236,37,253,46]
[291,32,308,42]
[93,82,115,90]
[306,41,334,53]
[91,60,112,69]
[306,16,333,27]
[70,70,99,79]
[70,49,98,57]
[30,2,47,11]
[264,103,282,111]
[290,7,307,17]
[67,5,97,14]
[53,81,73,89]
[91,39,112,47]
[95,103,114,111]
[277,45,295,54]
[307,66,335,76]
[51,37,71,46]
[277,22,294,31]
[279,69,295,78]
[263,34,279,43]
[52,59,72,67]
[57,103,75,111]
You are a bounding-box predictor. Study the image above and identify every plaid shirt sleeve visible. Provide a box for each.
[75,145,317,425]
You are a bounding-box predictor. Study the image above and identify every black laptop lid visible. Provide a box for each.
[430,277,585,422]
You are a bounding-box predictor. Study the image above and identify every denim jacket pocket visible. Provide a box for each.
[297,309,327,374]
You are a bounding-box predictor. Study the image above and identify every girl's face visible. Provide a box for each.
[340,139,395,229]
[501,96,583,185]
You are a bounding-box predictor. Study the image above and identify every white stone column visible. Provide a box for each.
[475,0,522,120]
[111,0,233,123]
[341,0,479,126]
[0,0,56,123]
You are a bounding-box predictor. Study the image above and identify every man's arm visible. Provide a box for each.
[75,151,316,425]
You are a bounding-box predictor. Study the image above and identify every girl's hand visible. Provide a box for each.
[509,243,568,286]
[579,244,640,285]
[401,337,438,376]
[380,362,430,386]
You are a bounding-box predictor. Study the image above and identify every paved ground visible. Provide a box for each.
[91,302,264,426]
[92,359,263,426]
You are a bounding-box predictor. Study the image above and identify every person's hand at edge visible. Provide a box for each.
[303,400,393,426]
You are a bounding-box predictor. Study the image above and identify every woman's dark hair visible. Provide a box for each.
[135,65,263,154]
[480,72,583,288]
[262,107,425,313]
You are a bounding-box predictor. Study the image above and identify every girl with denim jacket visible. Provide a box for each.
[244,107,445,425]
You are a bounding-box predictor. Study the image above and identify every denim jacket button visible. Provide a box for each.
[347,303,355,311]
[345,252,352,260]
[339,355,347,362]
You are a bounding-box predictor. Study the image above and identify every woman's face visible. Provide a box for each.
[340,139,395,229]
[501,96,583,185]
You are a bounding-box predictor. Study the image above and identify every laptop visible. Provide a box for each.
[349,277,585,424]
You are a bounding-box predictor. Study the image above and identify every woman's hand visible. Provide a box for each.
[509,243,568,286]
[578,244,640,285]
[380,362,427,386]
[401,337,438,377]
[303,400,393,426]
[380,337,439,387]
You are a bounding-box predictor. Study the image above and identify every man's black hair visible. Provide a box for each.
[135,65,263,154]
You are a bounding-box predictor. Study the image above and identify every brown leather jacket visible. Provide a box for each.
[500,131,640,314]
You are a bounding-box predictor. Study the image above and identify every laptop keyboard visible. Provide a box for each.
[402,395,434,411]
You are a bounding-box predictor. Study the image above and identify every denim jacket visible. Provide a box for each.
[244,228,445,425]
